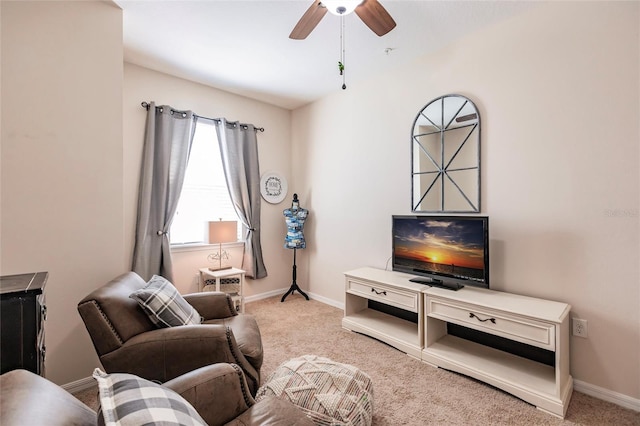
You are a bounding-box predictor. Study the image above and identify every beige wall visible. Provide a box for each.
[123,63,294,298]
[1,1,124,384]
[292,1,639,401]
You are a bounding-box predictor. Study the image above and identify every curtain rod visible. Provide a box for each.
[141,102,264,132]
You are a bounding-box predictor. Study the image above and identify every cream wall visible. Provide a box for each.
[123,63,294,298]
[1,1,124,384]
[292,1,639,402]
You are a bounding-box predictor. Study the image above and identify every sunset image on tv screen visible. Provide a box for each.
[394,219,485,280]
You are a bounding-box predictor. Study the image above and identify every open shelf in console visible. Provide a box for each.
[342,306,421,357]
[424,329,557,398]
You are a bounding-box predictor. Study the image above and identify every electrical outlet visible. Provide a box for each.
[573,318,588,338]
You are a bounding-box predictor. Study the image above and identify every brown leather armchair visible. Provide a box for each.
[0,365,314,426]
[77,272,263,395]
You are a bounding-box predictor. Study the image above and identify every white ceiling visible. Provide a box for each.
[115,1,534,110]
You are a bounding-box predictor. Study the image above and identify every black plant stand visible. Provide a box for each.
[281,248,309,302]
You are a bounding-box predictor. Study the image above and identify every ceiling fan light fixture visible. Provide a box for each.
[323,0,362,16]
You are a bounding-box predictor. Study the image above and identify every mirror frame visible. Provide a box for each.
[411,94,481,213]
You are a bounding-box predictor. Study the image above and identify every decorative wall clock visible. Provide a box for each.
[260,172,288,204]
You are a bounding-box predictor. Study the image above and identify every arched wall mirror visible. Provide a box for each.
[411,94,480,212]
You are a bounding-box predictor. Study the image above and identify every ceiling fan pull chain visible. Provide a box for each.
[340,14,346,90]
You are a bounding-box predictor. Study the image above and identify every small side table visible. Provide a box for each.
[199,267,245,313]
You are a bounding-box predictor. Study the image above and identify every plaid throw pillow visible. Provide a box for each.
[130,275,202,327]
[93,368,206,426]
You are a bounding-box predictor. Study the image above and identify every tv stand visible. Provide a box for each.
[409,277,463,291]
[342,267,573,418]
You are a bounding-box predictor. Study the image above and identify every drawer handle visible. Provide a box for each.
[469,312,496,324]
[371,288,387,296]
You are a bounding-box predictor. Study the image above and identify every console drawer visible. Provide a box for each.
[347,279,418,313]
[427,297,555,351]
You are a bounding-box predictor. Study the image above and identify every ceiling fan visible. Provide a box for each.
[289,0,396,40]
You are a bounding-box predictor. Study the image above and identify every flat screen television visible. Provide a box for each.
[392,215,489,290]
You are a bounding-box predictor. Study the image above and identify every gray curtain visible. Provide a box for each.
[215,119,267,279]
[132,103,197,282]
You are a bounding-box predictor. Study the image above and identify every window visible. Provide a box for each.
[169,121,240,245]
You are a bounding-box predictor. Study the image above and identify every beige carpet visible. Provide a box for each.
[74,295,639,425]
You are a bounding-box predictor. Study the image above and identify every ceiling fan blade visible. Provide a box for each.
[289,1,328,40]
[354,0,396,37]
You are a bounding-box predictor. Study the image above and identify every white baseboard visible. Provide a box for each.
[307,291,344,310]
[62,375,96,393]
[244,287,289,303]
[574,379,640,412]
[244,287,344,310]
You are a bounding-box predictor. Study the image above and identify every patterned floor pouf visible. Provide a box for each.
[256,355,374,426]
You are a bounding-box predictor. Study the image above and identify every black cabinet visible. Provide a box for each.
[0,272,48,376]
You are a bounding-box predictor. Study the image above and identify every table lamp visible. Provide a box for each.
[208,220,238,271]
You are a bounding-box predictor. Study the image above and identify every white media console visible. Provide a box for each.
[342,267,573,418]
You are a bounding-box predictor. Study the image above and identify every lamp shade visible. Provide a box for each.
[209,221,237,244]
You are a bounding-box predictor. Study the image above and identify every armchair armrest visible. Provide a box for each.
[184,292,237,319]
[164,364,254,426]
[0,369,96,426]
[99,324,260,394]
[226,396,316,426]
